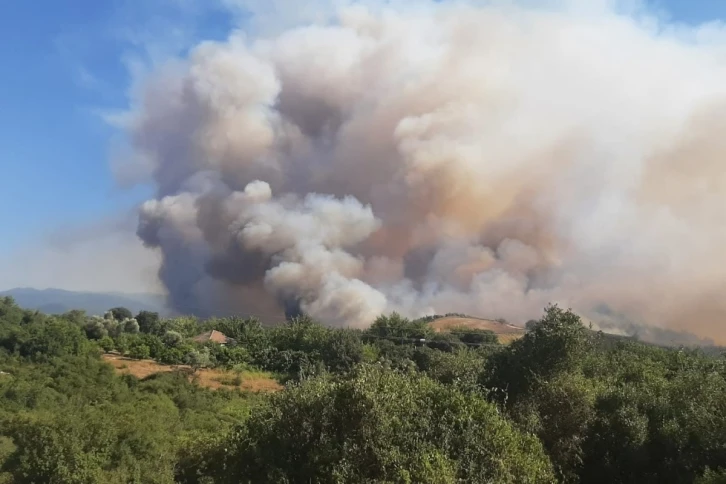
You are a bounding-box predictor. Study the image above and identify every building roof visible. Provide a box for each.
[192,330,231,344]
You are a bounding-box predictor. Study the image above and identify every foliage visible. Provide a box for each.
[185,349,212,373]
[450,327,499,345]
[0,350,259,483]
[367,312,434,340]
[123,318,140,334]
[2,297,726,483]
[486,304,592,401]
[84,318,108,340]
[109,307,133,322]
[136,311,161,335]
[201,365,555,483]
[163,330,184,347]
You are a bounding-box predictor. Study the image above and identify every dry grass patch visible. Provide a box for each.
[430,317,525,344]
[102,353,282,393]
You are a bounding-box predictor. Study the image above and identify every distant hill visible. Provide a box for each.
[0,288,168,316]
[429,316,526,344]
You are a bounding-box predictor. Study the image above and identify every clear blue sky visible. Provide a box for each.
[0,0,722,254]
[0,0,232,252]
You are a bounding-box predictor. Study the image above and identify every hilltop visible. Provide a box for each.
[430,316,525,344]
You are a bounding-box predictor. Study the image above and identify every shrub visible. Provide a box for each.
[204,365,555,483]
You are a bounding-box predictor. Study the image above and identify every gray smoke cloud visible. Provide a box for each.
[121,0,726,338]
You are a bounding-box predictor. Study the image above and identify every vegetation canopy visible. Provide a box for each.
[0,296,725,483]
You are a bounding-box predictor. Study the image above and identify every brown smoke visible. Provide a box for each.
[121,0,726,339]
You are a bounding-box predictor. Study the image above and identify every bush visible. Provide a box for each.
[128,344,151,360]
[123,318,140,334]
[84,318,108,340]
[185,349,212,372]
[163,331,184,347]
[486,304,591,401]
[98,336,115,353]
[108,307,133,322]
[451,327,499,345]
[135,311,161,335]
[203,365,555,483]
[367,312,434,340]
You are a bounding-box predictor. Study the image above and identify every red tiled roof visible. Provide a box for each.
[192,330,230,344]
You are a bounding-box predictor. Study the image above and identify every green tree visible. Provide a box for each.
[163,316,200,338]
[109,307,133,322]
[0,297,24,326]
[135,311,161,334]
[453,327,499,345]
[185,349,212,373]
[1,414,111,483]
[486,304,591,401]
[62,309,87,325]
[320,329,364,372]
[128,344,151,360]
[204,365,555,483]
[122,318,140,334]
[368,312,433,340]
[509,372,600,482]
[163,330,184,347]
[20,319,93,359]
[84,318,108,340]
[98,336,115,353]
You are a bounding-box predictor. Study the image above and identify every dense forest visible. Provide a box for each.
[1,296,726,483]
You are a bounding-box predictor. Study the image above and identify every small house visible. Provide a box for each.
[192,330,234,346]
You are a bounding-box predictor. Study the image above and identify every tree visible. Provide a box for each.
[163,330,183,347]
[697,469,726,484]
[1,414,110,483]
[486,304,591,401]
[20,319,93,359]
[98,336,115,352]
[368,312,433,340]
[136,311,161,335]
[163,316,199,337]
[0,296,24,326]
[62,309,87,325]
[123,318,140,334]
[109,307,133,322]
[321,329,364,372]
[84,318,108,340]
[509,372,598,482]
[128,344,151,360]
[203,365,555,483]
[102,318,121,338]
[452,327,499,345]
[184,349,211,373]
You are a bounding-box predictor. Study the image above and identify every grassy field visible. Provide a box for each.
[102,353,283,392]
[430,317,526,344]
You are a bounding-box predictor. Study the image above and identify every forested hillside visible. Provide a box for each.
[1,296,726,483]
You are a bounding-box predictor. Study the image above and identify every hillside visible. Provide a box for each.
[102,353,282,392]
[2,297,726,481]
[430,316,526,344]
[0,287,167,316]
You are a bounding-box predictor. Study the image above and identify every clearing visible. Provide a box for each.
[430,317,526,344]
[102,353,283,393]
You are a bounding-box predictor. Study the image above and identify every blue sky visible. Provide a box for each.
[0,0,724,289]
[0,0,233,252]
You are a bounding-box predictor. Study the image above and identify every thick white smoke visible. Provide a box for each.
[124,0,726,337]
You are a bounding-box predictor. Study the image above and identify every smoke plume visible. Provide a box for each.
[123,0,726,338]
